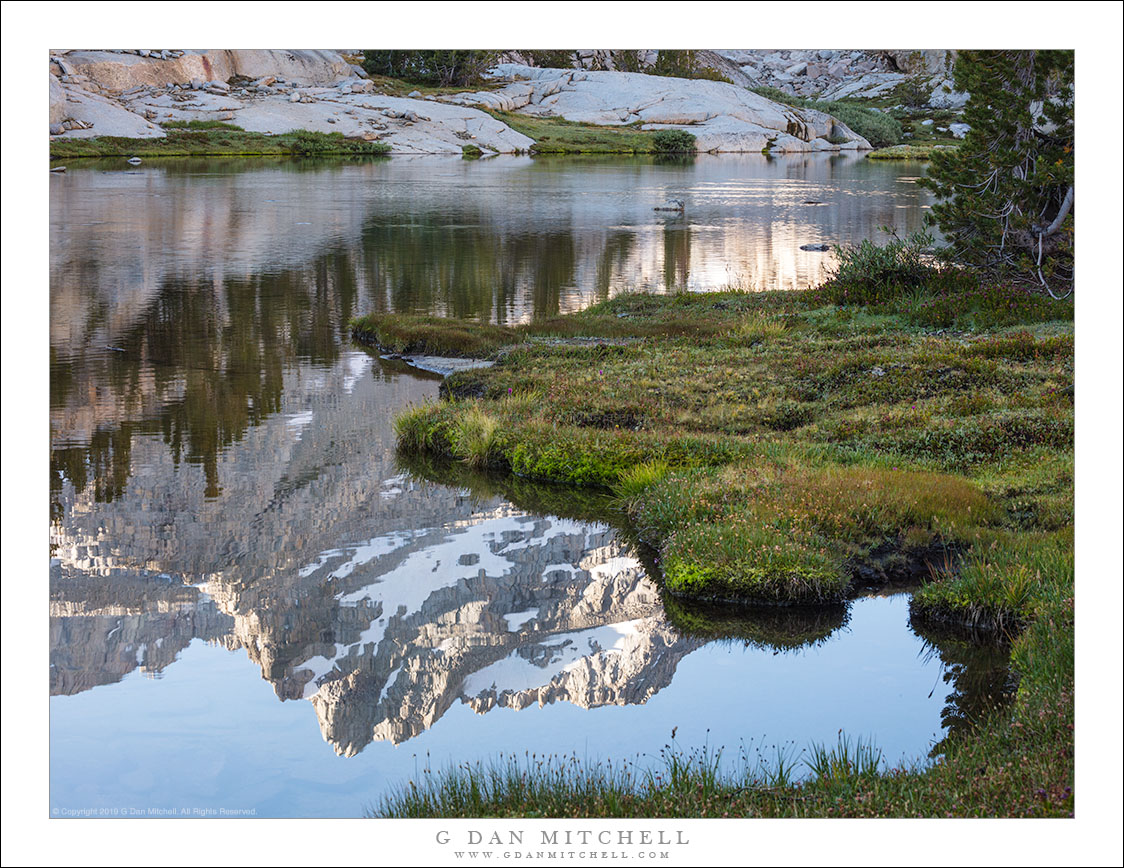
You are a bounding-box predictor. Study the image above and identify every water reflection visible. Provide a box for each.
[51,269,358,505]
[50,565,234,696]
[909,621,1015,756]
[662,595,848,651]
[50,449,1003,764]
[49,155,964,815]
[50,154,932,516]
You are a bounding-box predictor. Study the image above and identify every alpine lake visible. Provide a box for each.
[48,152,1009,818]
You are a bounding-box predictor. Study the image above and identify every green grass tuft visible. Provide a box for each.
[612,459,671,502]
[449,404,500,468]
[804,733,884,782]
[730,309,787,343]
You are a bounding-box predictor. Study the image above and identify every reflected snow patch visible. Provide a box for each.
[462,620,643,697]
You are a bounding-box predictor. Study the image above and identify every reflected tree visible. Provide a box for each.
[662,221,691,291]
[662,594,849,652]
[51,249,363,509]
[910,620,1015,757]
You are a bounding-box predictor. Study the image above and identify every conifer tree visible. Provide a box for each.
[922,50,1074,297]
[361,50,498,88]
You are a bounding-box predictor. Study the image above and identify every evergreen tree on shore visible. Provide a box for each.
[922,50,1074,297]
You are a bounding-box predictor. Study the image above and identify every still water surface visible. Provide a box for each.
[49,154,998,818]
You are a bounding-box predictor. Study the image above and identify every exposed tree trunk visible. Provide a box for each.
[1037,186,1074,238]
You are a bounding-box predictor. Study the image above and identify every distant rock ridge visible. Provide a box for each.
[498,49,756,88]
[53,49,354,94]
[46,48,969,153]
[493,49,966,109]
[446,66,872,153]
[712,49,967,109]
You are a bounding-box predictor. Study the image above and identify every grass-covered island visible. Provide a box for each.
[353,236,1074,818]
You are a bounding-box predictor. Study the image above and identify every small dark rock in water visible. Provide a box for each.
[802,199,824,205]
[800,243,831,251]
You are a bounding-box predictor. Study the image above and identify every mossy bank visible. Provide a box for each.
[353,278,1071,612]
[356,270,1073,818]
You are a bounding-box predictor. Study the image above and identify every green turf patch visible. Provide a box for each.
[50,128,391,159]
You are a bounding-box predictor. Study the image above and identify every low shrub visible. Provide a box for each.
[898,282,1073,330]
[820,102,903,148]
[877,409,1073,469]
[651,129,697,154]
[287,130,390,156]
[821,229,939,305]
[750,85,801,105]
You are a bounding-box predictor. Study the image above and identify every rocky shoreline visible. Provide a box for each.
[48,49,969,156]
